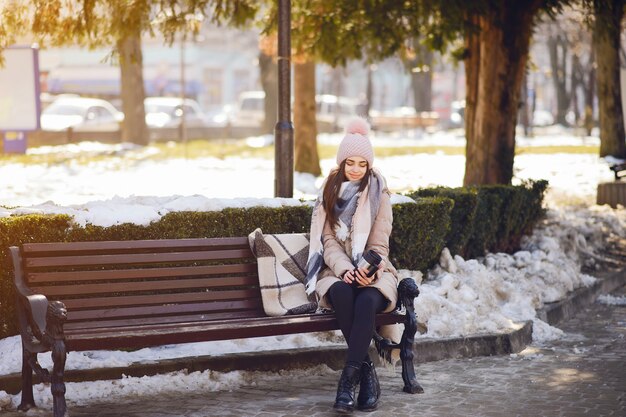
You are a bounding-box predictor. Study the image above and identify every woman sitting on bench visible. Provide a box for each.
[305,117,398,413]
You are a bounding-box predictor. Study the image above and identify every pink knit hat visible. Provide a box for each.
[336,117,374,167]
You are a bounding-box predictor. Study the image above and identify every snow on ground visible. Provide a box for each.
[0,365,337,411]
[0,129,616,209]
[0,129,624,411]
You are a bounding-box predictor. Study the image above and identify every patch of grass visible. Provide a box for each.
[515,145,599,155]
[150,140,275,160]
[154,142,597,159]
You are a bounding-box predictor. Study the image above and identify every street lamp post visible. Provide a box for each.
[274,0,294,198]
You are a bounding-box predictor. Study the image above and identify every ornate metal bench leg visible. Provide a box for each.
[45,301,68,417]
[51,338,67,417]
[17,347,36,411]
[398,278,424,394]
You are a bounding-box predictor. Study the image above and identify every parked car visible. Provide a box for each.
[229,91,359,131]
[230,91,266,128]
[144,97,209,128]
[40,96,123,131]
[315,94,359,131]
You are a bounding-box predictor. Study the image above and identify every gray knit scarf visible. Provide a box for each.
[304,168,385,295]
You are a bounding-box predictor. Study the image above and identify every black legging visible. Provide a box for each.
[328,281,388,365]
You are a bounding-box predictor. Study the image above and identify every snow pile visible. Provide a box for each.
[411,205,625,343]
[535,204,626,271]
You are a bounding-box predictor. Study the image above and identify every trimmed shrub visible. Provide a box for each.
[465,180,548,258]
[390,196,453,272]
[477,185,525,253]
[507,180,548,251]
[0,215,74,342]
[465,188,503,259]
[407,188,479,257]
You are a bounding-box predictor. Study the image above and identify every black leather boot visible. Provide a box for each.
[333,364,361,413]
[357,361,381,411]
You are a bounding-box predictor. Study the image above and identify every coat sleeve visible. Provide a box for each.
[322,220,355,278]
[365,191,392,262]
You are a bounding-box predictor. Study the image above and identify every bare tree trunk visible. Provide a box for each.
[463,1,540,186]
[594,0,626,158]
[548,31,571,125]
[584,46,596,136]
[330,68,344,131]
[294,61,321,176]
[571,53,583,124]
[519,68,531,136]
[411,48,433,112]
[365,64,373,118]
[118,33,148,146]
[259,50,278,135]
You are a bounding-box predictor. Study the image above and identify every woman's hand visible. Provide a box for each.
[351,267,375,287]
[342,269,357,285]
[343,260,386,286]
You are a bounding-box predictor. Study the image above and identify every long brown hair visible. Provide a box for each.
[322,160,370,228]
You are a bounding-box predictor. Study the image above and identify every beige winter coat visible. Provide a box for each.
[315,190,399,313]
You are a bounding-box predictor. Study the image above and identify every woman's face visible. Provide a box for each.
[344,156,368,181]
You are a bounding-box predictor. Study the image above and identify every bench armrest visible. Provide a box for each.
[609,163,626,181]
[397,276,420,311]
[10,246,52,344]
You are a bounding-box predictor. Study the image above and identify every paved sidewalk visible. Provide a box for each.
[6,285,625,417]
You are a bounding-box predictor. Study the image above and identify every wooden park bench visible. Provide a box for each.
[598,161,626,207]
[11,237,422,417]
[609,162,626,181]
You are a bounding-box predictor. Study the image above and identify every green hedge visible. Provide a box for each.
[465,187,504,259]
[409,181,548,260]
[407,188,478,257]
[390,196,453,271]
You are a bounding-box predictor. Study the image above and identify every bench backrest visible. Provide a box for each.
[17,238,263,330]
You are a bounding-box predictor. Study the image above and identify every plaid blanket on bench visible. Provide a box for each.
[248,228,318,316]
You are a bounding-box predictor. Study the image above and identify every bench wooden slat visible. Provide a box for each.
[22,237,250,254]
[31,276,259,297]
[64,313,404,351]
[26,263,257,283]
[60,289,261,311]
[66,299,263,321]
[64,310,264,331]
[77,314,403,339]
[25,249,253,268]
